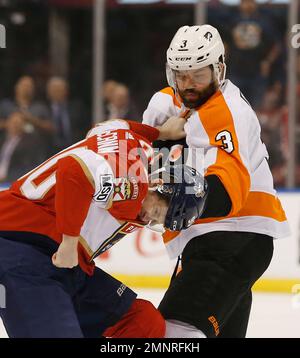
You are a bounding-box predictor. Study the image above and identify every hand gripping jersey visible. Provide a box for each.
[143,80,290,259]
[0,120,159,275]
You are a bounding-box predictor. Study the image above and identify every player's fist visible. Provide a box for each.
[157,116,187,141]
[52,251,78,268]
[52,235,79,269]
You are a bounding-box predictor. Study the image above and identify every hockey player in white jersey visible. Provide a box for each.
[143,24,290,338]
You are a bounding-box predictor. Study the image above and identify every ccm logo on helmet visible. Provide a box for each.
[175,57,192,61]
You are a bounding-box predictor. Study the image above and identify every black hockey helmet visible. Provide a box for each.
[151,164,208,231]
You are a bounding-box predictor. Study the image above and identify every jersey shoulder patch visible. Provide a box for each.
[93,173,114,203]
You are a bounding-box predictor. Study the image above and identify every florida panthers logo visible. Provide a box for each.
[113,177,131,201]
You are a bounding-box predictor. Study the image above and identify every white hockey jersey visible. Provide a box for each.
[143,80,290,259]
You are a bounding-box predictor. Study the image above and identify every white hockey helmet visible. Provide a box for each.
[166,24,226,88]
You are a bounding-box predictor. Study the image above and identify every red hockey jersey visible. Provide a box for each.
[0,120,159,275]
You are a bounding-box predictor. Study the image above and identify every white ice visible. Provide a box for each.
[0,290,299,338]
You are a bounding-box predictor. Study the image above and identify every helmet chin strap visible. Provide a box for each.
[214,61,227,87]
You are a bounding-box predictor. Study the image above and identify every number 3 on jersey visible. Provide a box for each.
[215,130,234,154]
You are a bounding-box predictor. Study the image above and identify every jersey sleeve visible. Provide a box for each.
[126,120,160,142]
[143,88,178,127]
[55,155,95,236]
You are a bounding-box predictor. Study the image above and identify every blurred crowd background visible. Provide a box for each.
[0,0,299,187]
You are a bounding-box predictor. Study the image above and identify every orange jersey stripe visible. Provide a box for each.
[163,229,180,244]
[162,191,287,244]
[160,87,182,108]
[235,191,287,222]
[194,191,287,224]
[198,90,251,215]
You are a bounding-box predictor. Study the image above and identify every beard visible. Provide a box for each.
[178,81,218,109]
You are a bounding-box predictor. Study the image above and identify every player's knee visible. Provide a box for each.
[165,319,207,338]
[103,298,166,338]
[133,299,166,337]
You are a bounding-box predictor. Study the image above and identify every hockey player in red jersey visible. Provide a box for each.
[0,117,200,338]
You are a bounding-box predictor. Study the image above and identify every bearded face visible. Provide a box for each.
[178,81,218,109]
[175,66,219,109]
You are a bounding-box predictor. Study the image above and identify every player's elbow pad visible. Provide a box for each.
[200,175,232,218]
